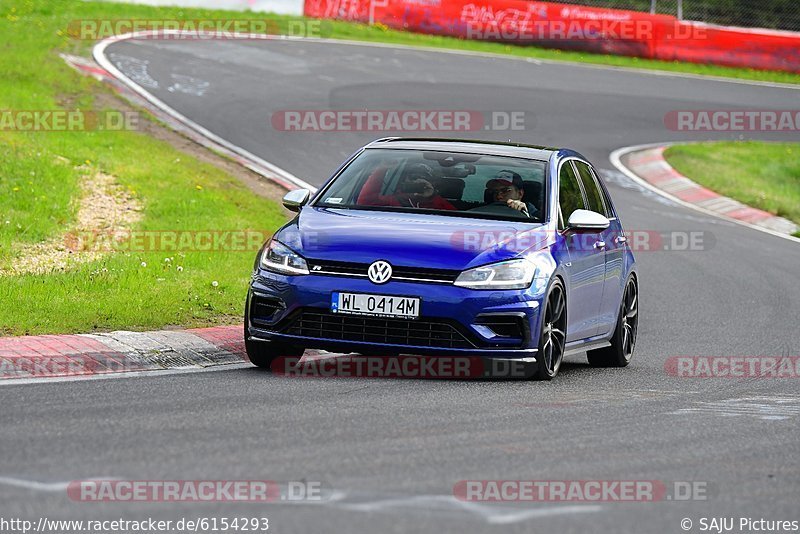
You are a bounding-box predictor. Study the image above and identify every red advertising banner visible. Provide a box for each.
[654,22,800,72]
[304,0,800,72]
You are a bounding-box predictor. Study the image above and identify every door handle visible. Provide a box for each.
[615,236,628,244]
[594,241,606,250]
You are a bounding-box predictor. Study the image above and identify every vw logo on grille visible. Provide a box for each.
[368,260,393,284]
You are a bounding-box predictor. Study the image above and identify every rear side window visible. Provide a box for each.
[558,162,585,228]
[574,161,607,216]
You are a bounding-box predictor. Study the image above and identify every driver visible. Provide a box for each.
[486,170,539,219]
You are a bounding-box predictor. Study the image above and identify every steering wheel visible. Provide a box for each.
[467,201,529,218]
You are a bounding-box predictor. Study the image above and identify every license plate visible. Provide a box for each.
[331,292,420,319]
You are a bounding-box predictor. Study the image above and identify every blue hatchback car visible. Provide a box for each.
[245,138,638,380]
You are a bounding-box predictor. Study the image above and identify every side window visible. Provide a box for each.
[574,161,607,216]
[592,167,615,218]
[558,161,585,229]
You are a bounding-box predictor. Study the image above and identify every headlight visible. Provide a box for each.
[454,259,536,290]
[260,240,309,275]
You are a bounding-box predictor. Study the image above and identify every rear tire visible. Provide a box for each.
[587,275,638,368]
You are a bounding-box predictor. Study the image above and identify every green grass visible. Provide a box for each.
[663,141,800,232]
[1,0,798,335]
[0,0,287,335]
[0,144,78,255]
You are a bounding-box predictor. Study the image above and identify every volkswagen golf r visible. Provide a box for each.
[245,138,639,380]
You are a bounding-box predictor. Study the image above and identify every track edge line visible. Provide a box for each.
[609,141,800,245]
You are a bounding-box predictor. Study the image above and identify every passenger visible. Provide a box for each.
[486,170,539,218]
[357,163,456,210]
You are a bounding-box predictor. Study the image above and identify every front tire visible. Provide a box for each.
[245,337,304,369]
[244,307,304,369]
[587,275,638,368]
[533,278,567,381]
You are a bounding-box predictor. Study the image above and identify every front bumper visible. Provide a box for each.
[246,269,546,360]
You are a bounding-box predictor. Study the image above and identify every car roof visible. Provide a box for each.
[363,137,563,161]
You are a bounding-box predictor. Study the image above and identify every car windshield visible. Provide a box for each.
[314,148,547,222]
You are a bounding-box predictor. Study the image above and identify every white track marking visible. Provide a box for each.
[107,53,159,88]
[0,362,252,387]
[669,395,800,421]
[337,494,602,524]
[93,32,315,191]
[0,476,120,492]
[610,143,800,245]
[167,73,210,96]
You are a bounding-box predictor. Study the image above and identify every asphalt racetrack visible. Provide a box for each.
[2,38,799,533]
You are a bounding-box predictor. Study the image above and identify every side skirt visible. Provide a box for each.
[564,338,612,356]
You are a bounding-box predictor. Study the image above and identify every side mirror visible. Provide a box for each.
[566,209,610,233]
[282,189,311,212]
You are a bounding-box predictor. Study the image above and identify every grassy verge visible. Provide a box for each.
[663,141,800,236]
[0,0,288,335]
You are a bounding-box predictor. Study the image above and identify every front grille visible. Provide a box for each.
[285,309,475,349]
[307,259,459,284]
